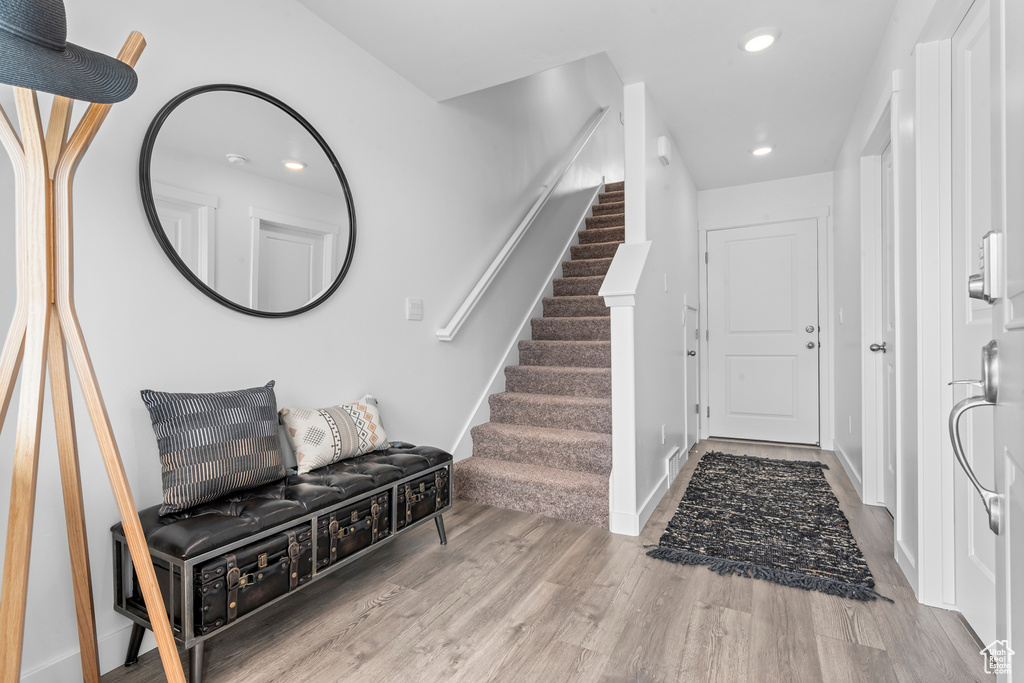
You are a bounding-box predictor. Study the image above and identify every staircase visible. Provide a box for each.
[454,181,625,527]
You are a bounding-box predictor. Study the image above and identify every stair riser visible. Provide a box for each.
[571,242,620,261]
[504,366,611,397]
[599,190,624,204]
[542,296,608,318]
[592,201,624,216]
[470,426,611,475]
[605,181,625,193]
[530,317,609,341]
[578,226,624,244]
[489,395,611,433]
[561,259,611,278]
[519,342,610,368]
[585,214,624,229]
[553,276,604,296]
[453,473,608,528]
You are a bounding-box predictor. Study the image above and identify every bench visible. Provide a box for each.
[111,443,452,683]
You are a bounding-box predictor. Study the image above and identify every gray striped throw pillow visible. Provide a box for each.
[142,381,286,515]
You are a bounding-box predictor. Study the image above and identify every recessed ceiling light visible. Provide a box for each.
[225,153,248,165]
[283,160,306,171]
[752,146,774,156]
[740,27,781,52]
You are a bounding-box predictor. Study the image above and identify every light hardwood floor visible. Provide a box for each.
[103,440,990,682]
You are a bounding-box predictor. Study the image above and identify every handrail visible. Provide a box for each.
[436,106,611,341]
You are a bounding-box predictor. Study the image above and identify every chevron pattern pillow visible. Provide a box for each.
[279,394,390,474]
[141,381,286,514]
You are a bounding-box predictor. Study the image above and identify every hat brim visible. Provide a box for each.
[0,30,137,104]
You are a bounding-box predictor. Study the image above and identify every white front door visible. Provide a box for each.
[951,0,998,648]
[706,220,819,444]
[685,306,699,450]
[990,0,1024,676]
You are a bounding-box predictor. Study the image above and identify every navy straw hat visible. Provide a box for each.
[0,0,136,103]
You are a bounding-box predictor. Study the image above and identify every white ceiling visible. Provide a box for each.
[299,0,896,189]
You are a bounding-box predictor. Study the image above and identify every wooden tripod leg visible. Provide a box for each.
[0,87,52,683]
[0,314,48,682]
[47,307,100,682]
[57,314,186,683]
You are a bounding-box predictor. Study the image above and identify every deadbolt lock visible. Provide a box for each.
[805,325,815,333]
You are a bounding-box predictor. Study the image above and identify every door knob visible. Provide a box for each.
[869,342,887,353]
[687,350,696,357]
[806,341,816,349]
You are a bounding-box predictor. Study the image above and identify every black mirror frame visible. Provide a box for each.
[139,84,356,318]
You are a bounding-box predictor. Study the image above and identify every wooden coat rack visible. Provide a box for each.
[0,33,186,682]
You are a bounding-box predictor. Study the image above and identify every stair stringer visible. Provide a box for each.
[449,183,604,462]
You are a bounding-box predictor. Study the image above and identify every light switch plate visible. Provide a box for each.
[406,298,423,321]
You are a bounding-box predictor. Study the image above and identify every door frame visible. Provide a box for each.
[860,79,899,509]
[697,206,833,450]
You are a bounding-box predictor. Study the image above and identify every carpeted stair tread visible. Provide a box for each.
[454,458,609,527]
[571,241,621,261]
[599,190,624,204]
[585,213,624,229]
[489,392,611,433]
[519,340,611,367]
[530,316,609,341]
[553,275,605,296]
[605,180,625,193]
[469,422,612,475]
[562,258,612,278]
[592,201,624,216]
[542,295,608,318]
[578,226,624,244]
[504,365,611,397]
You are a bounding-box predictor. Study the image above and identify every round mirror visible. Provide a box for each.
[140,84,355,317]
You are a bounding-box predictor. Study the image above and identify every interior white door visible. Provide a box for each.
[876,141,899,516]
[950,0,998,648]
[685,306,699,450]
[255,224,326,312]
[706,220,819,444]
[990,0,1024,676]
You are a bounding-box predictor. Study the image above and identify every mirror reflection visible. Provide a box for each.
[142,85,355,316]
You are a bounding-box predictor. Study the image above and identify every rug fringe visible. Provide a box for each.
[646,546,893,603]
[706,451,829,470]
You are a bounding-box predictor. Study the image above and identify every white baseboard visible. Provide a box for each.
[832,440,864,500]
[609,472,668,536]
[20,621,149,682]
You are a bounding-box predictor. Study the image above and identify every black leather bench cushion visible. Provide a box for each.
[112,445,451,560]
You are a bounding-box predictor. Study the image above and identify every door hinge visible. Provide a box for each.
[704,252,708,264]
[695,403,700,414]
[705,329,709,341]
[707,407,710,418]
[695,327,699,340]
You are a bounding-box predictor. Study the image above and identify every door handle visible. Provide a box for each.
[947,340,1003,534]
[869,342,887,353]
[687,350,696,357]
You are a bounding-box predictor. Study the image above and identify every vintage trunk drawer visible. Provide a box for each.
[315,492,391,568]
[396,466,450,530]
[193,522,313,635]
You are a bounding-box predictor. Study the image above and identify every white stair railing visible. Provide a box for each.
[435,106,611,342]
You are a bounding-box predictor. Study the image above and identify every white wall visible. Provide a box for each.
[0,1,623,678]
[612,83,699,533]
[698,172,833,223]
[830,0,941,595]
